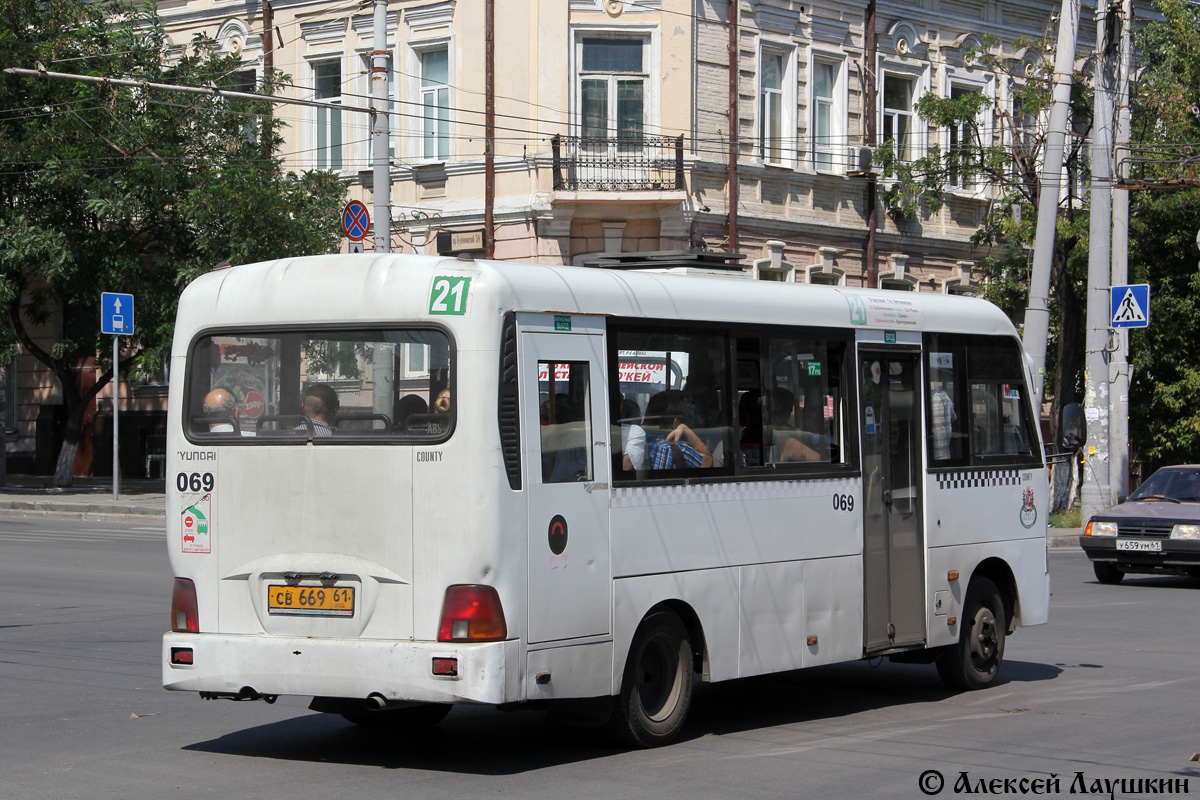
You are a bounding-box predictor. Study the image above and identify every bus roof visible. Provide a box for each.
[174,254,1019,344]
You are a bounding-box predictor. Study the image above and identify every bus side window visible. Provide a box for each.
[540,362,593,483]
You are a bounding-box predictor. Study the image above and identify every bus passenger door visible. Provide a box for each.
[859,349,926,654]
[521,332,612,644]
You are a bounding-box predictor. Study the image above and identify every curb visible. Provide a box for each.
[0,508,166,523]
[0,499,165,522]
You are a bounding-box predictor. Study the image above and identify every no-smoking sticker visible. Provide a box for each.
[548,514,568,555]
[182,493,212,554]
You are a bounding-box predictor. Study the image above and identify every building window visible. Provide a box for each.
[420,48,450,161]
[578,36,646,150]
[223,69,260,143]
[883,73,916,162]
[760,50,784,163]
[948,86,980,188]
[312,60,343,171]
[1010,92,1038,181]
[811,59,839,171]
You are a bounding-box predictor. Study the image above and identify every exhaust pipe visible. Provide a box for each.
[200,687,277,703]
[365,692,389,711]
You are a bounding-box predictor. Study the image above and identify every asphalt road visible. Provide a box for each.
[2,514,1197,800]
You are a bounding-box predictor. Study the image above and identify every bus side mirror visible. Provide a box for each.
[1060,402,1085,451]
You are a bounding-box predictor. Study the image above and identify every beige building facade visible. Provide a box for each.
[153,0,1095,290]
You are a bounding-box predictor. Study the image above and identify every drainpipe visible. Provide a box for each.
[485,0,495,259]
[262,0,273,71]
[262,0,273,120]
[864,1,877,288]
[727,0,738,252]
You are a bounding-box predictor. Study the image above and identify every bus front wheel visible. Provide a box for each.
[936,577,1006,691]
[607,610,693,748]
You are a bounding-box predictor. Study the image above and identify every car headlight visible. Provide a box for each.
[1169,524,1200,540]
[1086,520,1118,537]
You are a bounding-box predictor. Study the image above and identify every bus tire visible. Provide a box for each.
[936,577,1006,691]
[1093,561,1125,585]
[607,610,693,748]
[340,703,451,730]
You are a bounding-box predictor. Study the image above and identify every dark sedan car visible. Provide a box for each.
[1081,465,1200,584]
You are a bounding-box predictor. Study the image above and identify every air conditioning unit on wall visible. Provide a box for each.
[846,146,877,176]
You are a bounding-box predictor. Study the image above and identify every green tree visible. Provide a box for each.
[0,0,347,485]
[1127,0,1200,474]
[873,31,1092,509]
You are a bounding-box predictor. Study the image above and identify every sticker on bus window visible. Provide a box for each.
[429,276,471,316]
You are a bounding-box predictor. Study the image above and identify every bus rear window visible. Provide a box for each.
[184,328,453,443]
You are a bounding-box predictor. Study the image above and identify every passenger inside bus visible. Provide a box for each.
[643,390,712,469]
[619,397,646,471]
[202,388,238,433]
[394,394,428,431]
[738,389,763,466]
[768,387,820,463]
[433,387,452,414]
[296,383,338,437]
[930,372,958,461]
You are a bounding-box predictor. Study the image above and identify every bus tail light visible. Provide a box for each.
[438,585,507,642]
[171,578,199,633]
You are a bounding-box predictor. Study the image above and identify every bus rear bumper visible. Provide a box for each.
[162,633,519,706]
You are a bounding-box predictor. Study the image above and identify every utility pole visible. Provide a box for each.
[484,0,495,259]
[864,1,878,289]
[727,0,738,252]
[370,0,391,253]
[1082,3,1117,525]
[1109,0,1132,500]
[1024,0,1080,411]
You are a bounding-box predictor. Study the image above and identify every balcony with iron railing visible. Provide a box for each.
[551,134,685,192]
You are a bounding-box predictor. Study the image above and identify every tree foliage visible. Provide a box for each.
[872,31,1092,429]
[0,0,347,483]
[1126,0,1200,473]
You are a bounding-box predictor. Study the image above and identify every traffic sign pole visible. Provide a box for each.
[101,292,134,500]
[112,335,119,501]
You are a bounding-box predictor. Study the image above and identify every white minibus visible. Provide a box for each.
[163,254,1048,747]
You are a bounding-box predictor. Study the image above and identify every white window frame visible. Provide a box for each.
[1006,79,1040,182]
[406,37,453,163]
[942,70,994,192]
[757,40,796,167]
[879,64,928,163]
[307,55,346,173]
[570,25,659,147]
[809,51,846,173]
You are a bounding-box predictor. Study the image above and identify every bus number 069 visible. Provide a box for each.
[832,493,854,512]
[177,472,215,493]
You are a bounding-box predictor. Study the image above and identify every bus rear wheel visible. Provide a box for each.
[607,610,693,748]
[936,577,1006,691]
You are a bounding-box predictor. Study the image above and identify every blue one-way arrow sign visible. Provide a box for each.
[1110,284,1149,329]
[101,292,135,335]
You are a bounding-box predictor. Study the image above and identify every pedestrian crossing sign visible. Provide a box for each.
[1110,284,1150,329]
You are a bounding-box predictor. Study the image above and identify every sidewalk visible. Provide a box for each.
[0,474,166,521]
[1048,527,1083,549]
